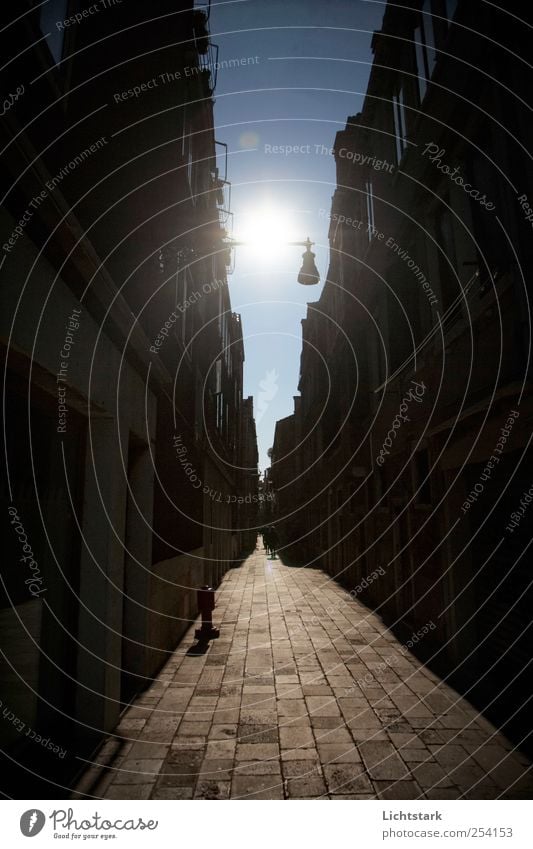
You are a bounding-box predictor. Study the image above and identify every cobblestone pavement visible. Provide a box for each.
[74,546,533,800]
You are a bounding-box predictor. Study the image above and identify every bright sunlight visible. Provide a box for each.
[233,203,300,262]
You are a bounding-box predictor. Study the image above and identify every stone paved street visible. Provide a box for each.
[74,545,533,800]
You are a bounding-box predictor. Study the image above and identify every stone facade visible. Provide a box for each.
[1,1,257,795]
[269,0,533,754]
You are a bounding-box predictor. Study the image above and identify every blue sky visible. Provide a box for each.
[209,0,385,470]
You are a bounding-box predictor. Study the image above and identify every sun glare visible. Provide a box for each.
[234,204,298,261]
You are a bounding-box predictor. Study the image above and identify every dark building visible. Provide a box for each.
[270,0,533,753]
[1,1,257,796]
[239,394,260,551]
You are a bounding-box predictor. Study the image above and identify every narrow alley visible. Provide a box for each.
[73,544,533,801]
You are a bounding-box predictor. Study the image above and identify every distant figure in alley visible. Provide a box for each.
[267,525,280,558]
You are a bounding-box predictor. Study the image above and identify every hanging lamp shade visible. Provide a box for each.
[297,238,320,285]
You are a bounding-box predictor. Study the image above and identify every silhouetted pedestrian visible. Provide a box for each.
[262,527,271,556]
[269,525,280,558]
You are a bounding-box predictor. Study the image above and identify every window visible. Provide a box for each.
[444,0,458,24]
[216,393,224,432]
[177,268,194,344]
[392,86,408,164]
[215,359,224,432]
[413,448,431,505]
[373,466,384,502]
[414,26,428,102]
[466,142,510,287]
[415,0,437,103]
[435,203,459,316]
[365,179,375,240]
[422,0,437,67]
[40,0,69,65]
[181,105,188,159]
[372,318,384,386]
[180,107,196,202]
[187,146,194,200]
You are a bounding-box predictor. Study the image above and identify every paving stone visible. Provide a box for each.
[239,710,278,725]
[310,716,345,729]
[374,780,423,800]
[425,788,463,799]
[218,685,242,697]
[282,760,321,777]
[194,780,231,800]
[142,717,180,736]
[115,719,147,736]
[199,758,235,776]
[105,784,154,799]
[360,741,410,781]
[275,675,300,684]
[232,775,284,800]
[190,696,218,707]
[171,737,206,749]
[128,742,170,760]
[209,724,238,740]
[276,683,304,700]
[158,749,203,786]
[449,761,492,788]
[410,760,455,789]
[277,699,308,716]
[281,747,320,762]
[205,739,237,759]
[302,685,334,696]
[440,729,485,746]
[306,696,341,717]
[438,710,474,729]
[317,743,362,763]
[345,709,382,729]
[429,744,469,768]
[400,747,433,763]
[243,685,276,695]
[330,793,375,799]
[286,776,328,798]
[241,694,277,711]
[177,721,211,737]
[339,697,371,718]
[464,783,503,800]
[142,723,178,743]
[236,761,283,776]
[235,743,279,761]
[417,728,445,746]
[214,708,240,723]
[323,764,373,795]
[281,714,313,729]
[151,786,194,799]
[314,725,352,744]
[279,726,315,749]
[78,550,533,801]
[238,724,278,743]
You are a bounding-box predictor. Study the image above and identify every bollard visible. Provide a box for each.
[195,585,220,641]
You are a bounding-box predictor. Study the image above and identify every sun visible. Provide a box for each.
[234,204,299,261]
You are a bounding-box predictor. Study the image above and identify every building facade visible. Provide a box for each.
[1,1,257,795]
[270,0,533,750]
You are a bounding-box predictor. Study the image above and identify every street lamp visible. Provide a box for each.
[223,235,320,286]
[295,238,320,286]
